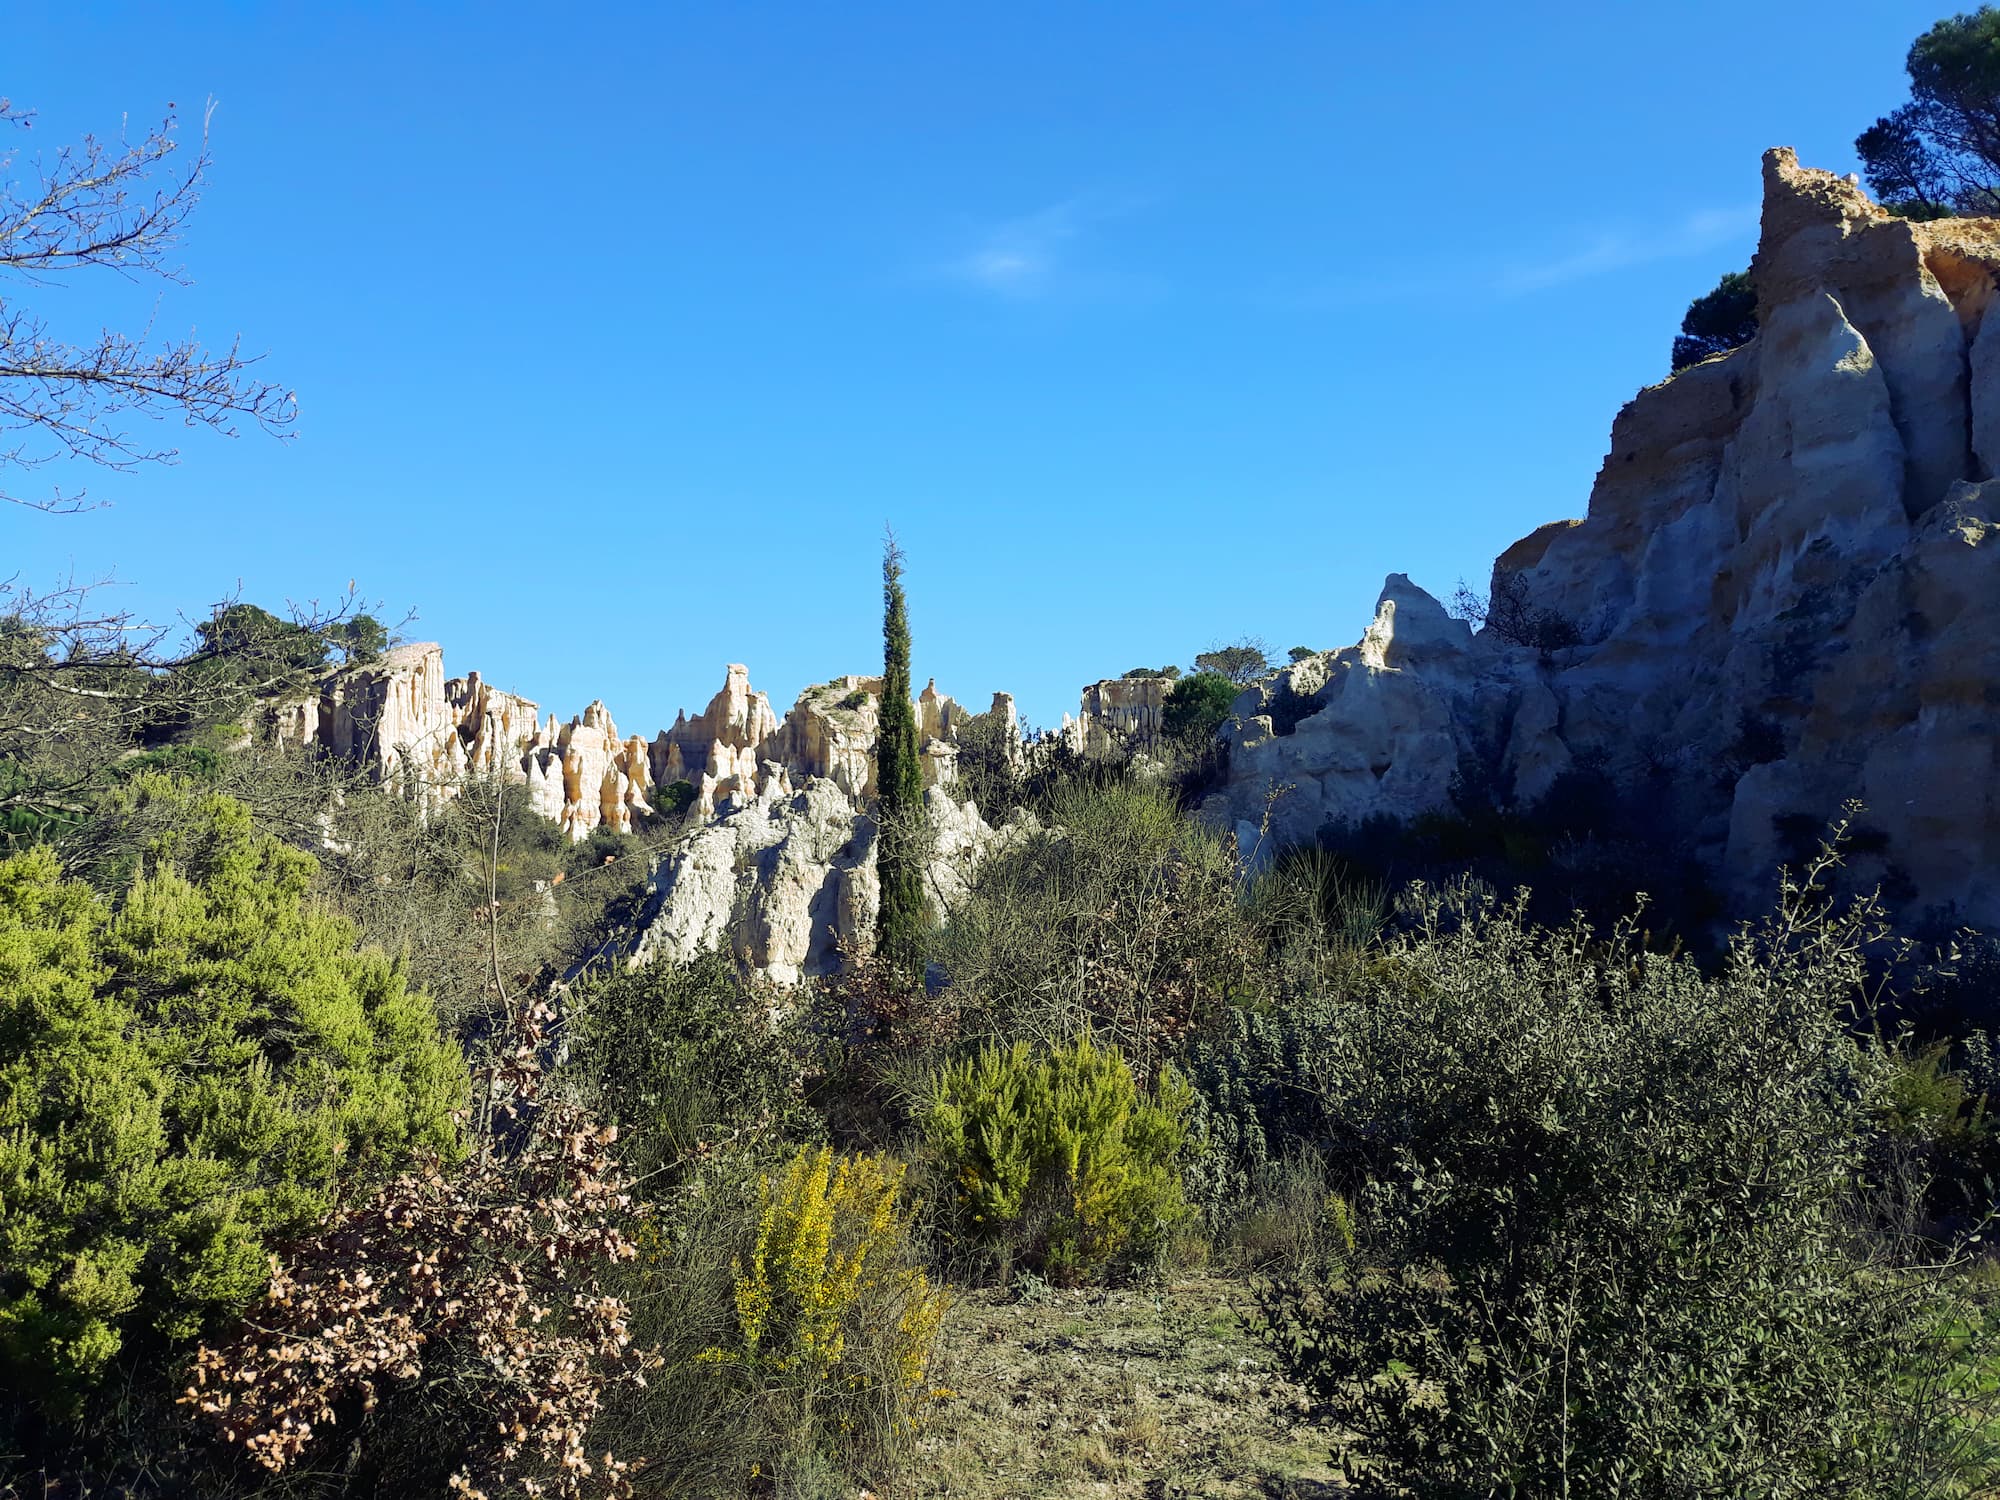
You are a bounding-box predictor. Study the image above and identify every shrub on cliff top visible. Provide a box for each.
[1671,268,1758,372]
[1162,670,1238,745]
[1193,639,1272,685]
[1858,7,2000,218]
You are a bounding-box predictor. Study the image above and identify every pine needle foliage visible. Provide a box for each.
[0,781,465,1413]
[876,533,929,969]
[926,1035,1192,1283]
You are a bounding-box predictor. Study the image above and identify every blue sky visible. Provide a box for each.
[6,2,1944,733]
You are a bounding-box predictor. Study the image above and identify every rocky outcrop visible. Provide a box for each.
[1066,676,1171,757]
[1200,149,2000,930]
[451,671,543,779]
[629,779,1028,985]
[521,701,657,839]
[652,662,780,812]
[276,642,514,800]
[622,674,1028,982]
[278,647,1025,978]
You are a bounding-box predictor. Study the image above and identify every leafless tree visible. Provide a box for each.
[1451,572,1582,661]
[0,575,365,833]
[0,96,295,512]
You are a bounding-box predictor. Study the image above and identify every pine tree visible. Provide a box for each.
[875,534,929,967]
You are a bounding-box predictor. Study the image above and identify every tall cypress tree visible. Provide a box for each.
[876,533,929,966]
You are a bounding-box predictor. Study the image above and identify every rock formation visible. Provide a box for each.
[1066,676,1171,757]
[279,145,2000,950]
[1201,148,2000,930]
[521,701,658,840]
[276,647,1024,977]
[651,663,780,812]
[629,778,1029,985]
[275,642,541,802]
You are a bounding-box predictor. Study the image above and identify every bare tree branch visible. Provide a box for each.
[0,97,296,511]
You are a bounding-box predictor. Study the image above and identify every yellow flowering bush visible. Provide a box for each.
[698,1144,947,1469]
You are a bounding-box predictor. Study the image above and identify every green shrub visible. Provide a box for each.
[925,1035,1191,1282]
[653,777,697,819]
[930,780,1264,1071]
[1670,267,1757,372]
[1162,670,1238,744]
[1256,875,1999,1496]
[0,787,465,1411]
[838,688,871,710]
[1180,999,1336,1225]
[1867,1036,2000,1229]
[565,950,819,1182]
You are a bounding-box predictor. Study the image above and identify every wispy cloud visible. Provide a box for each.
[942,201,1085,297]
[1496,203,1758,295]
[938,194,1154,300]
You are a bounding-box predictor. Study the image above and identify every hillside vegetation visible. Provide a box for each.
[9,604,2000,1498]
[18,9,2000,1497]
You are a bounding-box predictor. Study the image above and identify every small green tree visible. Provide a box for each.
[1163,671,1239,744]
[1857,7,2000,217]
[334,612,390,664]
[0,784,466,1412]
[1194,639,1272,685]
[875,534,928,968]
[1671,269,1758,371]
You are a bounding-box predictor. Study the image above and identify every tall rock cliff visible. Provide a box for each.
[1202,149,2000,929]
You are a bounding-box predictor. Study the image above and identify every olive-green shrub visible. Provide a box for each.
[1256,877,2000,1496]
[565,950,820,1182]
[931,781,1265,1073]
[0,787,465,1409]
[925,1034,1190,1282]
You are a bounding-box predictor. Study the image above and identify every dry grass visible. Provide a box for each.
[909,1275,1345,1499]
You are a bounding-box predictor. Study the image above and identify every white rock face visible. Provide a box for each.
[1199,577,1516,861]
[521,701,657,839]
[1199,148,2000,928]
[629,779,1027,985]
[278,648,1022,979]
[653,663,780,813]
[277,642,517,801]
[1066,676,1171,757]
